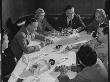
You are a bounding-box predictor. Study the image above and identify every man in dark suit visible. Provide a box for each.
[56,5,85,32]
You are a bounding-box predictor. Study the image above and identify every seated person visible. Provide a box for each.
[60,45,108,82]
[67,27,108,70]
[85,9,109,34]
[10,18,45,61]
[34,8,56,36]
[56,5,85,32]
[15,8,56,37]
[2,32,16,82]
[86,27,108,70]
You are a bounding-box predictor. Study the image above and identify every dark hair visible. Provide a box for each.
[25,18,37,27]
[49,59,55,65]
[64,5,74,12]
[102,27,109,35]
[76,45,97,66]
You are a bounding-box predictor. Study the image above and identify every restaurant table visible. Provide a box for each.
[8,31,92,82]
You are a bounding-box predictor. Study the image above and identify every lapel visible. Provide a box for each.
[63,14,68,27]
[65,14,77,28]
[71,14,77,25]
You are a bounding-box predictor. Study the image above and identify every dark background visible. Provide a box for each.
[2,0,106,28]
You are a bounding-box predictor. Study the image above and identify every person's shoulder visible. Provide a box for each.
[74,72,90,82]
[96,58,108,72]
[16,29,26,39]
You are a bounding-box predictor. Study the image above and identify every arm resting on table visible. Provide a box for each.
[17,32,40,54]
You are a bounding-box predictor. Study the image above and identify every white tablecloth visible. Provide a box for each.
[8,31,92,82]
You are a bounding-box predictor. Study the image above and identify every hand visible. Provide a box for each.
[45,39,53,45]
[76,27,82,33]
[58,74,69,81]
[34,45,40,51]
[65,45,73,51]
[58,65,68,73]
[71,64,84,72]
[39,42,45,48]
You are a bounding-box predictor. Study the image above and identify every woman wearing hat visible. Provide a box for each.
[34,8,56,36]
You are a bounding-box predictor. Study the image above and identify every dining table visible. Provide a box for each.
[8,31,92,82]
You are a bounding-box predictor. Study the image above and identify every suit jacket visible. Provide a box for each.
[68,59,108,82]
[10,26,40,60]
[56,14,85,32]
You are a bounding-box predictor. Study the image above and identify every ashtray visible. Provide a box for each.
[56,45,62,49]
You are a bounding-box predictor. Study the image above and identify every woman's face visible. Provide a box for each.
[95,12,105,23]
[35,13,45,21]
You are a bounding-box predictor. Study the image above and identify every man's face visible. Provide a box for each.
[28,22,38,33]
[96,28,104,41]
[66,8,75,19]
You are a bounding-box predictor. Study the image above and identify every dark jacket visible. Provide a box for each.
[56,14,85,32]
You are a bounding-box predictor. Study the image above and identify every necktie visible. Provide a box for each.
[68,20,72,27]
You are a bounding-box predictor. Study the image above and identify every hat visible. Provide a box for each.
[34,8,45,15]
